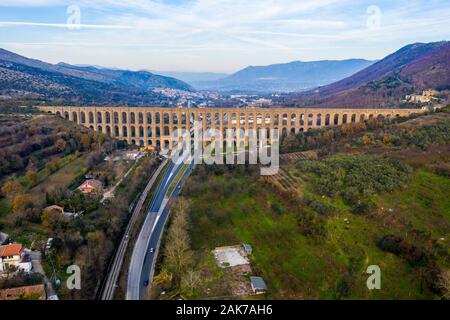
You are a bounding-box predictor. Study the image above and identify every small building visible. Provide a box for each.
[242,243,253,255]
[250,276,267,295]
[0,244,32,274]
[78,179,103,195]
[0,284,46,300]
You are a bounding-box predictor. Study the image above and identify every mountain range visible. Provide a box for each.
[192,59,374,93]
[151,71,229,83]
[1,41,449,108]
[0,49,193,106]
[289,41,450,108]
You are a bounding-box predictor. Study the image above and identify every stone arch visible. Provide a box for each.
[274,114,279,126]
[114,112,119,124]
[248,113,254,126]
[122,112,127,124]
[164,140,170,150]
[97,112,102,124]
[131,126,136,138]
[173,113,178,125]
[231,113,237,125]
[273,127,279,140]
[72,112,78,123]
[223,112,229,126]
[147,127,152,138]
[106,125,111,136]
[105,112,111,124]
[360,114,365,122]
[325,114,331,126]
[89,112,94,124]
[307,114,313,126]
[122,126,128,137]
[265,113,271,125]
[300,114,305,126]
[139,126,144,137]
[316,114,322,126]
[130,112,136,124]
[98,125,103,133]
[163,113,170,125]
[342,114,348,124]
[147,112,152,124]
[240,113,246,125]
[114,126,119,136]
[138,112,144,124]
[56,111,62,118]
[282,113,288,126]
[64,111,69,119]
[351,114,356,123]
[290,113,296,126]
[81,112,86,123]
[257,113,263,125]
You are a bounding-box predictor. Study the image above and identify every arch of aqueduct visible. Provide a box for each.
[38,106,423,150]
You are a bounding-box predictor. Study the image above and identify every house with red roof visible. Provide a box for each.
[0,244,32,274]
[78,179,103,195]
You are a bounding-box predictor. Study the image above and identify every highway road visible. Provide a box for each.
[127,133,196,300]
[99,158,168,300]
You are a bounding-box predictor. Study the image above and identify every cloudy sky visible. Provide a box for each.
[0,0,449,73]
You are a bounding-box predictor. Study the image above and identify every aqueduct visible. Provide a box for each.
[38,106,423,150]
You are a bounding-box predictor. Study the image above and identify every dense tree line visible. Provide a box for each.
[377,234,447,297]
[0,116,119,178]
[280,109,450,155]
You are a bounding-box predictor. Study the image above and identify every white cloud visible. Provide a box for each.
[0,0,449,72]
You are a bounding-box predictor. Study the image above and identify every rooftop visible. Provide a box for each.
[78,179,102,191]
[0,244,23,257]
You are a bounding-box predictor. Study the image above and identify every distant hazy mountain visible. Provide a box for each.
[152,71,229,83]
[0,49,193,106]
[193,59,374,93]
[290,41,450,108]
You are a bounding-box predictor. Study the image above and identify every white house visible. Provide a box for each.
[0,244,32,274]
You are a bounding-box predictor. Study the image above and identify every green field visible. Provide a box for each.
[180,160,449,299]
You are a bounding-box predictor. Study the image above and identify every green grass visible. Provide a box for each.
[378,169,450,237]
